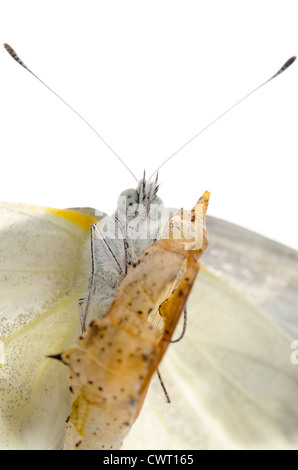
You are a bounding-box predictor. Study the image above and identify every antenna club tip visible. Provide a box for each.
[288,56,296,65]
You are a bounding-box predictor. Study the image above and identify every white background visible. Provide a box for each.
[0,1,297,249]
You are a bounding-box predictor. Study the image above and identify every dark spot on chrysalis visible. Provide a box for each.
[91,323,100,333]
[69,386,73,393]
[98,386,103,391]
[66,415,70,423]
[75,440,82,448]
[178,289,183,297]
[88,380,93,385]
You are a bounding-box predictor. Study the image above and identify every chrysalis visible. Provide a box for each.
[60,192,209,450]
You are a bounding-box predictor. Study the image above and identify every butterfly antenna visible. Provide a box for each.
[3,43,138,182]
[150,55,296,179]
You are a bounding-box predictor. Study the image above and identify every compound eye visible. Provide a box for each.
[117,189,139,215]
[149,196,164,221]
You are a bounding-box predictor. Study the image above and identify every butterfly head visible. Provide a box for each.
[116,172,163,222]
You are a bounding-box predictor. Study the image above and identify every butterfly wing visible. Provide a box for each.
[123,216,298,450]
[1,203,298,450]
[0,203,95,449]
[203,216,298,339]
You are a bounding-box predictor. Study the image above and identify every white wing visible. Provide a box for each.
[0,203,94,449]
[123,216,298,450]
[1,203,298,450]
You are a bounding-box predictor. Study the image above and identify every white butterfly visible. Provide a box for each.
[81,175,169,329]
[0,45,297,450]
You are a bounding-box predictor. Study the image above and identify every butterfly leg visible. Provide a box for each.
[156,305,187,402]
[156,369,171,403]
[82,222,124,330]
[79,223,97,332]
[170,305,187,343]
[78,297,87,332]
[114,214,129,275]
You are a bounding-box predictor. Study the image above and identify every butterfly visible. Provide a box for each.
[0,45,298,450]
